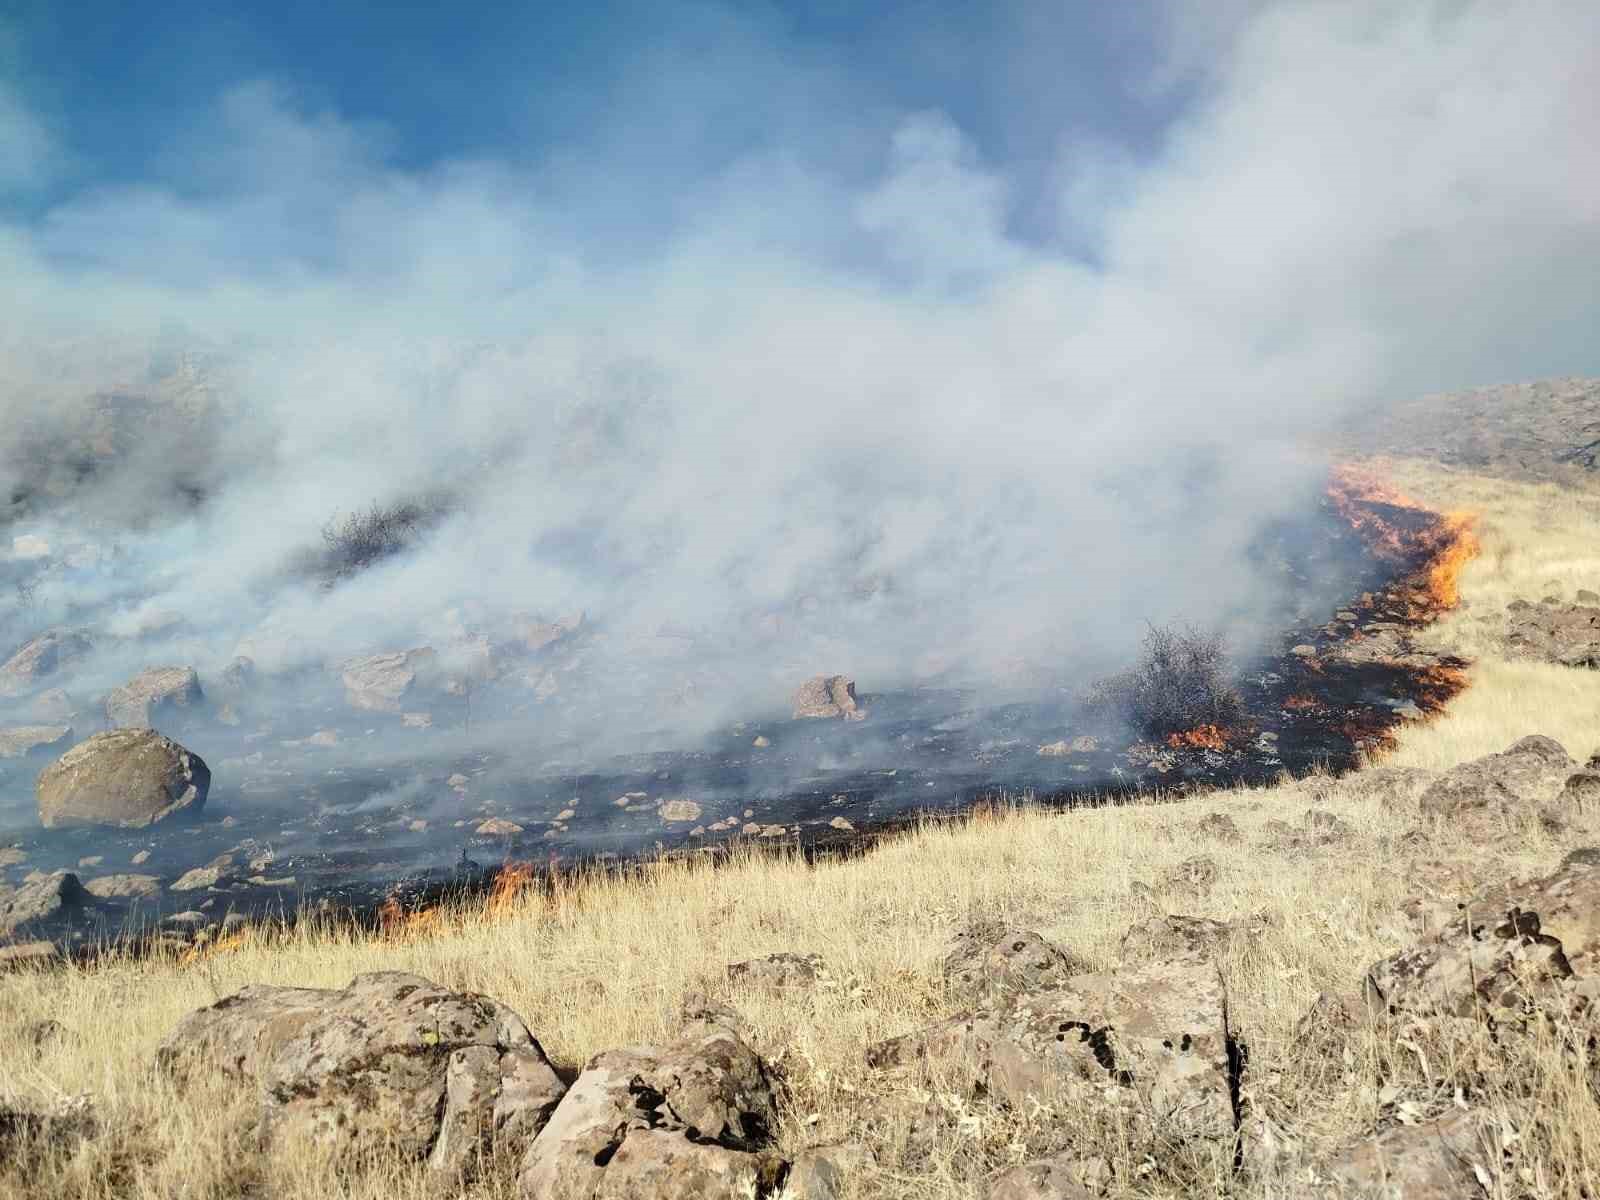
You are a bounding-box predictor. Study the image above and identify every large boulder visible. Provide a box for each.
[792,675,865,721]
[518,998,784,1199]
[36,729,210,829]
[0,630,93,697]
[104,666,204,728]
[340,648,439,713]
[156,971,566,1178]
[1416,735,1575,835]
[868,957,1238,1143]
[1364,855,1600,1020]
[0,724,72,759]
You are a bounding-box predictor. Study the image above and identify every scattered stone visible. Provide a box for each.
[1364,855,1600,1019]
[516,998,782,1199]
[1194,812,1242,843]
[0,848,26,868]
[104,666,204,728]
[76,855,102,868]
[785,1142,875,1200]
[989,1152,1107,1199]
[0,630,94,697]
[158,971,566,1178]
[727,952,824,992]
[84,874,163,900]
[1037,740,1071,757]
[828,816,854,831]
[752,735,770,748]
[1319,1107,1512,1199]
[401,712,432,729]
[476,818,524,837]
[868,957,1238,1143]
[171,865,226,892]
[1119,913,1240,961]
[659,798,703,823]
[1162,855,1219,892]
[340,648,439,713]
[943,926,1081,1004]
[0,724,72,759]
[37,729,210,829]
[1290,644,1317,658]
[131,849,151,865]
[793,675,866,721]
[1505,597,1600,667]
[0,872,91,939]
[1417,735,1576,836]
[448,773,470,790]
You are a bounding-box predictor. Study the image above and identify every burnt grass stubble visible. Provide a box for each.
[3,492,1466,961]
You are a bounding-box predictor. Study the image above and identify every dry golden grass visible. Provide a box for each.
[5,457,1600,1199]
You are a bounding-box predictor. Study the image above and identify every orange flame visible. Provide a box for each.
[1166,724,1231,751]
[177,927,251,966]
[1326,465,1479,615]
[486,860,537,919]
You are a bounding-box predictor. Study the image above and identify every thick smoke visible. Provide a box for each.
[2,2,1598,748]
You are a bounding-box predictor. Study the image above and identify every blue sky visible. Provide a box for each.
[4,0,1188,251]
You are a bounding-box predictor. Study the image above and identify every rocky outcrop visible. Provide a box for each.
[1416,735,1576,836]
[340,648,439,713]
[1505,597,1600,667]
[0,872,93,940]
[868,955,1239,1144]
[0,630,93,697]
[0,724,72,759]
[941,925,1082,1005]
[104,666,204,728]
[157,971,566,1178]
[37,729,210,829]
[1364,855,1600,1019]
[792,676,865,721]
[517,997,784,1199]
[1318,1107,1514,1199]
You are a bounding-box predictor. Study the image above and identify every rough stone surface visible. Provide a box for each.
[1364,856,1600,1019]
[792,675,865,721]
[37,729,210,829]
[988,1152,1105,1200]
[0,872,91,939]
[784,1142,875,1200]
[1319,1108,1509,1199]
[156,971,565,1177]
[340,648,439,713]
[83,873,163,900]
[104,666,204,728]
[727,952,824,992]
[942,926,1081,1004]
[1416,736,1575,835]
[868,957,1238,1142]
[1505,598,1600,667]
[0,724,72,759]
[518,1000,782,1199]
[0,630,93,697]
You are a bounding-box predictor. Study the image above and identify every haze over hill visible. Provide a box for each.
[3,2,1599,732]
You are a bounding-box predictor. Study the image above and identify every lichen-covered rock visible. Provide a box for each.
[784,1142,875,1200]
[868,957,1238,1143]
[988,1151,1106,1199]
[792,675,865,721]
[941,926,1081,1005]
[727,951,824,992]
[0,724,72,759]
[36,729,209,829]
[1318,1108,1514,1199]
[104,666,204,728]
[0,630,93,697]
[1363,856,1600,1019]
[340,648,439,713]
[518,1000,783,1199]
[1416,735,1575,835]
[156,971,564,1178]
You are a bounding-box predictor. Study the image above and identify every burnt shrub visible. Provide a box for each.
[318,494,452,583]
[1090,623,1245,738]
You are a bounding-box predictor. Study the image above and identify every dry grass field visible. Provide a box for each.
[4,457,1600,1199]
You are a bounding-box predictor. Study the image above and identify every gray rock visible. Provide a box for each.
[83,873,163,900]
[37,729,210,829]
[0,872,91,939]
[157,971,565,1178]
[989,1152,1107,1199]
[340,648,439,713]
[0,724,72,759]
[1417,736,1575,835]
[868,957,1238,1143]
[1319,1107,1510,1199]
[170,865,225,892]
[942,926,1081,1004]
[727,951,825,992]
[104,666,204,729]
[0,630,93,698]
[783,1142,874,1200]
[518,999,782,1199]
[792,675,865,721]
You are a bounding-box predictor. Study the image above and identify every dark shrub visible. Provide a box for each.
[1090,623,1245,738]
[319,494,452,583]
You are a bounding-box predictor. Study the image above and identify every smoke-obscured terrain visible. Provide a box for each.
[1,3,1598,890]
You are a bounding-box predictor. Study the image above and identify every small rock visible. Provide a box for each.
[1037,740,1071,757]
[401,712,432,729]
[752,735,770,748]
[943,925,1081,1004]
[792,675,866,721]
[84,874,163,900]
[0,724,73,759]
[1194,812,1242,843]
[785,1142,875,1199]
[659,799,703,823]
[131,849,151,865]
[1290,644,1317,658]
[476,818,524,837]
[989,1151,1105,1199]
[727,952,824,992]
[828,816,854,831]
[104,666,204,729]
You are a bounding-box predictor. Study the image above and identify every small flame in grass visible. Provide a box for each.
[177,927,251,966]
[379,894,448,941]
[1166,724,1231,751]
[1326,465,1480,615]
[486,860,537,919]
